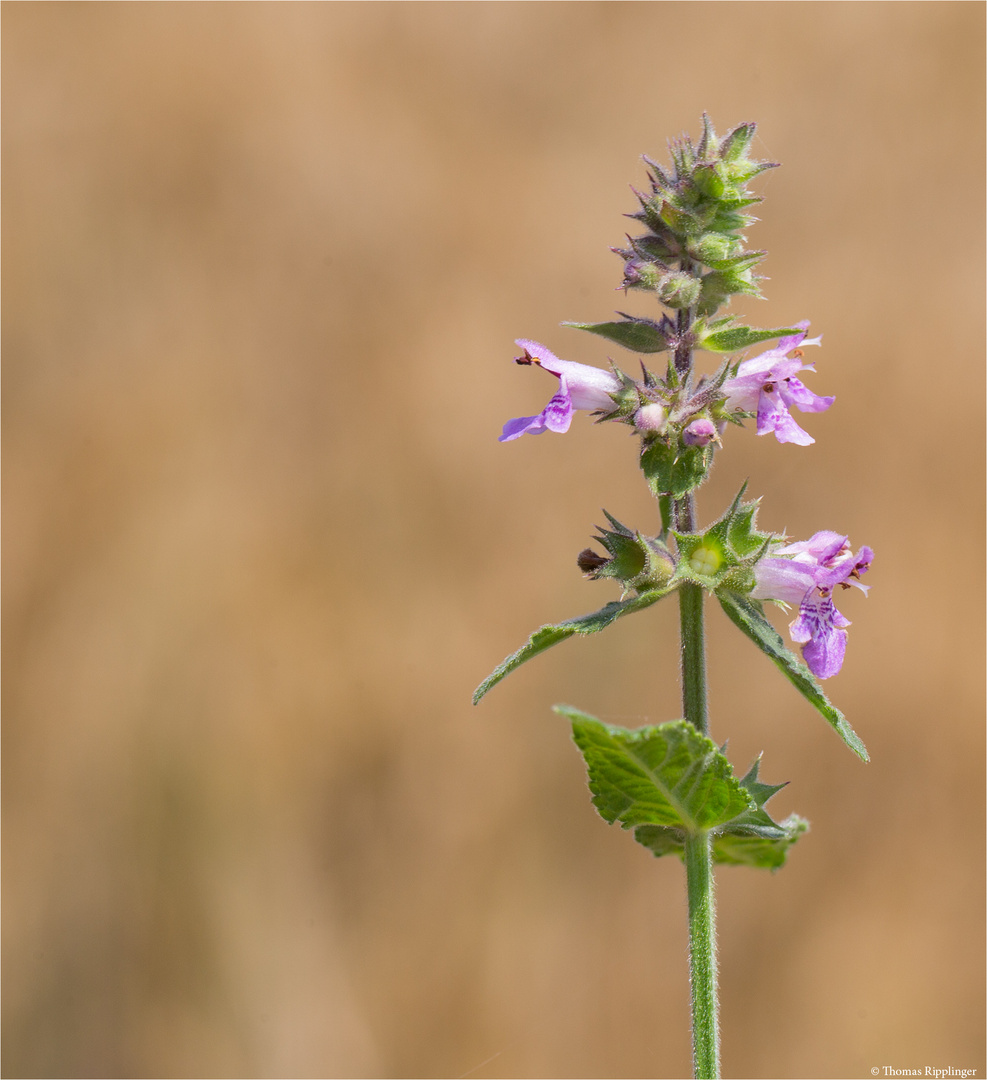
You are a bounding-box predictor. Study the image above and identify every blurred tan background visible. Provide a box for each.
[3,4,984,1078]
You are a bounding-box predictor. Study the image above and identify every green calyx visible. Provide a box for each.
[599,365,657,423]
[640,438,713,501]
[671,484,771,592]
[578,511,676,592]
[575,486,770,598]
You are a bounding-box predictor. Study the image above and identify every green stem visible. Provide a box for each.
[672,265,719,1077]
[674,491,708,739]
[677,580,709,739]
[685,831,720,1079]
[675,491,719,1078]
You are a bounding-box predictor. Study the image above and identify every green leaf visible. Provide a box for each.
[640,440,711,498]
[634,754,809,869]
[716,591,870,762]
[630,825,683,858]
[563,318,671,353]
[559,709,753,832]
[472,588,674,704]
[710,815,809,869]
[698,325,804,353]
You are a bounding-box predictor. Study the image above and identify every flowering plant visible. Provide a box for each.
[474,117,874,1078]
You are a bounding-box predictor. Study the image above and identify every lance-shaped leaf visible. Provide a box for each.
[558,708,753,832]
[472,588,674,704]
[716,590,869,762]
[562,316,672,353]
[629,752,809,869]
[698,325,804,353]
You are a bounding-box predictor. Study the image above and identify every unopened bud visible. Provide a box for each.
[634,404,668,434]
[691,233,736,266]
[657,271,702,309]
[621,259,662,290]
[683,418,717,447]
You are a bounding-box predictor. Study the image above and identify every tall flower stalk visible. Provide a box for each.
[474,117,873,1079]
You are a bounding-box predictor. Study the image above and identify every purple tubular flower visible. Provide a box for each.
[752,531,873,679]
[683,418,717,447]
[721,322,833,445]
[499,339,622,442]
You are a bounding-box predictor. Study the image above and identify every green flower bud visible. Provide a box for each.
[690,233,739,268]
[691,162,727,200]
[656,270,702,309]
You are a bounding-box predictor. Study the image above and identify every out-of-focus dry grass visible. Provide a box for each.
[3,4,984,1078]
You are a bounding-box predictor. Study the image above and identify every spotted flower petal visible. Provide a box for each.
[752,531,873,679]
[499,339,622,443]
[790,593,851,681]
[722,321,833,445]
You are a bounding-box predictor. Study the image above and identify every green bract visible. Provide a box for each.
[640,439,712,500]
[695,321,806,353]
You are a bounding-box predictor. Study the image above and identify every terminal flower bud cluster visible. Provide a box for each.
[614,116,775,320]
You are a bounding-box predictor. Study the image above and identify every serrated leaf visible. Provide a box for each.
[718,758,790,839]
[472,588,674,704]
[634,821,806,868]
[559,709,754,833]
[563,318,671,354]
[716,591,869,762]
[634,753,809,870]
[699,325,804,353]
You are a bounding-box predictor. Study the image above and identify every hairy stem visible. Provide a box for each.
[675,503,720,1079]
[677,576,710,738]
[675,488,708,738]
[673,289,719,1078]
[685,831,720,1078]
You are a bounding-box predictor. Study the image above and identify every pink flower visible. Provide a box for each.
[499,340,622,442]
[721,322,833,445]
[683,418,717,447]
[752,531,873,679]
